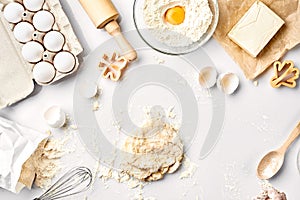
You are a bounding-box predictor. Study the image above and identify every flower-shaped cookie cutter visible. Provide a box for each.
[270,60,300,88]
[98,52,128,81]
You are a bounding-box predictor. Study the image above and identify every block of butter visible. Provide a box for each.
[228,1,284,58]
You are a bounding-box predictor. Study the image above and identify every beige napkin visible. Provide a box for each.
[214,0,300,80]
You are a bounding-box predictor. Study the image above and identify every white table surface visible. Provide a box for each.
[1,0,300,199]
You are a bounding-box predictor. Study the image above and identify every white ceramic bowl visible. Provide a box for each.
[133,0,219,55]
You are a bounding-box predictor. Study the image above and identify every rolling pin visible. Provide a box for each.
[79,0,137,62]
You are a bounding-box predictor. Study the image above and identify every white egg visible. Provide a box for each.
[217,73,240,95]
[32,61,56,83]
[3,2,24,23]
[23,0,45,12]
[32,10,55,32]
[22,41,44,63]
[43,105,66,128]
[43,31,65,52]
[53,51,76,73]
[198,66,217,89]
[13,22,34,43]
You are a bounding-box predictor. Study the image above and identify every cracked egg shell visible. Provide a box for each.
[13,22,34,43]
[44,105,66,128]
[43,31,65,52]
[217,73,239,95]
[53,51,76,73]
[3,2,24,23]
[23,0,45,12]
[32,61,56,83]
[32,10,55,32]
[22,41,44,63]
[198,66,217,89]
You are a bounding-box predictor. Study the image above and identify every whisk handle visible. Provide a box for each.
[33,198,40,200]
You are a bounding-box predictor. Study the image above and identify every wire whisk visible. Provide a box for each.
[34,167,93,200]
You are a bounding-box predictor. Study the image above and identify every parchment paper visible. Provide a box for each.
[214,0,300,80]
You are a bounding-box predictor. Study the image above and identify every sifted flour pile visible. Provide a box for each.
[143,0,213,47]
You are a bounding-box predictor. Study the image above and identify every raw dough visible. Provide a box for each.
[122,119,184,181]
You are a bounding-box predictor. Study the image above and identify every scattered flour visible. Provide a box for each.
[93,100,100,111]
[167,106,176,119]
[92,87,102,111]
[223,162,241,200]
[253,80,259,87]
[19,117,80,190]
[179,157,198,179]
[153,56,165,64]
[20,137,68,189]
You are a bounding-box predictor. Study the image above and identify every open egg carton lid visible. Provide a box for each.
[0,0,83,109]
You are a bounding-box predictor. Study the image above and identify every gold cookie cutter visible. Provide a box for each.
[270,60,299,88]
[98,52,128,81]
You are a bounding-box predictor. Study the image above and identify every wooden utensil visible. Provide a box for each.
[257,121,300,179]
[79,0,137,62]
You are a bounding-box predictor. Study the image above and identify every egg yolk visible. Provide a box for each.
[164,6,185,25]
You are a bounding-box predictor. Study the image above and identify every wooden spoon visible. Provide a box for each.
[257,121,300,180]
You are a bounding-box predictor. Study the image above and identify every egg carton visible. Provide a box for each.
[0,0,83,109]
[1,0,83,86]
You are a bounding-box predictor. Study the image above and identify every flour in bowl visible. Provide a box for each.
[143,0,213,47]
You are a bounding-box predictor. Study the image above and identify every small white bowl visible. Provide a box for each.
[133,0,219,55]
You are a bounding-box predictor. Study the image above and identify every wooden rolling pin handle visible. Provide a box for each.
[105,21,137,62]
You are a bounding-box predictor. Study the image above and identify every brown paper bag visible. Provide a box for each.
[214,0,300,80]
